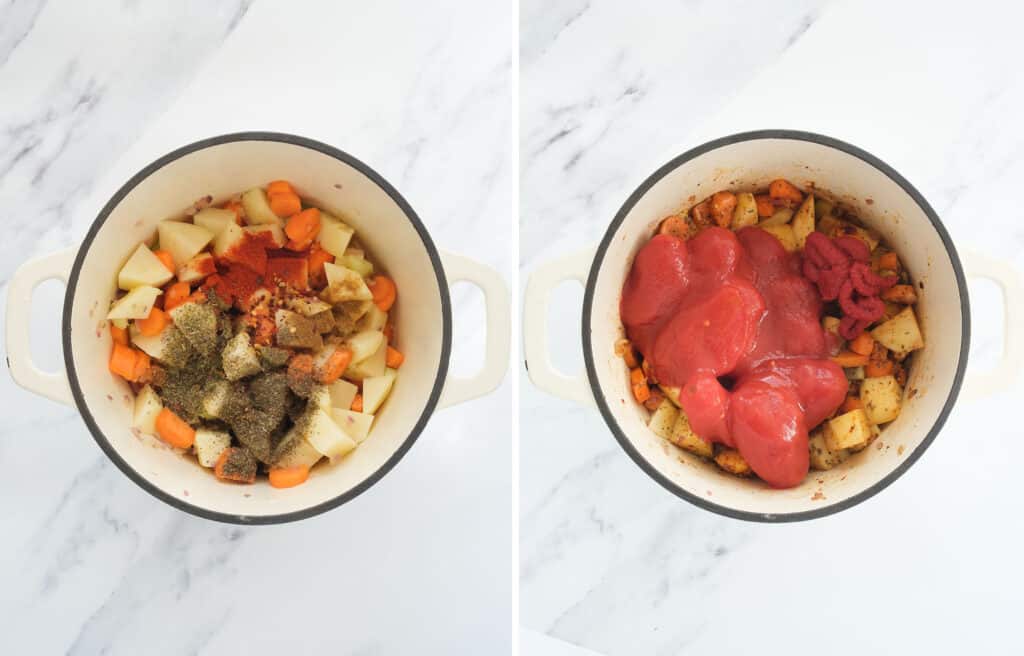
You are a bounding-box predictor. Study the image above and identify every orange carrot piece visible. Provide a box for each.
[284,208,320,244]
[629,367,646,386]
[153,249,175,274]
[269,465,311,489]
[385,346,404,369]
[865,358,895,377]
[317,347,353,384]
[877,252,900,272]
[267,180,294,196]
[155,408,195,449]
[130,351,152,383]
[882,284,918,304]
[136,307,169,337]
[643,386,665,410]
[690,199,713,227]
[164,281,191,311]
[351,394,363,412]
[755,194,775,217]
[769,179,804,206]
[368,275,397,311]
[849,332,875,356]
[658,215,690,240]
[110,323,129,345]
[842,396,864,413]
[222,199,245,224]
[269,191,302,218]
[213,448,256,483]
[709,191,737,228]
[109,343,141,380]
[831,351,869,367]
[307,244,335,288]
[632,382,650,404]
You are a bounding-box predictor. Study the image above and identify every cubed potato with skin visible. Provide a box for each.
[244,223,286,248]
[824,408,873,451]
[157,220,214,267]
[192,208,236,236]
[759,224,797,252]
[647,399,678,440]
[346,330,385,363]
[332,409,375,443]
[759,207,794,227]
[213,222,244,257]
[305,408,357,461]
[328,379,358,410]
[358,304,388,332]
[194,428,232,468]
[222,331,262,380]
[241,187,281,225]
[715,449,752,476]
[130,323,172,362]
[809,430,849,470]
[132,385,163,434]
[322,263,373,302]
[871,306,924,357]
[344,338,387,381]
[668,410,713,458]
[107,286,162,320]
[272,427,323,469]
[362,369,397,414]
[118,244,174,290]
[337,254,373,277]
[201,379,231,419]
[791,195,815,249]
[732,192,759,229]
[317,213,356,258]
[860,375,903,424]
[177,252,216,284]
[659,385,681,407]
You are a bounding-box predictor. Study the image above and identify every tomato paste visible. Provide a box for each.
[621,227,848,488]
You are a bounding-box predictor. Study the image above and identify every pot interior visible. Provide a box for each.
[587,135,966,518]
[67,136,446,521]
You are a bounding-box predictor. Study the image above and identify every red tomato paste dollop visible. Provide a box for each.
[621,227,848,488]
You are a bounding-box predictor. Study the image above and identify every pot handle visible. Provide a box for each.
[962,249,1024,401]
[437,252,511,408]
[6,247,77,405]
[523,247,595,405]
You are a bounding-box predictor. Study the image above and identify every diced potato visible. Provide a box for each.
[668,411,713,458]
[130,323,171,361]
[192,208,236,236]
[830,221,880,251]
[731,192,758,229]
[759,224,797,252]
[332,409,375,443]
[157,220,214,267]
[244,223,286,248]
[815,197,834,218]
[305,408,357,461]
[177,252,216,284]
[659,385,681,407]
[822,316,841,336]
[860,375,902,424]
[808,430,849,470]
[241,187,280,225]
[169,302,218,355]
[817,214,842,236]
[344,339,387,381]
[322,263,373,302]
[328,379,358,410]
[337,254,374,277]
[107,286,162,320]
[346,330,385,363]
[714,449,752,476]
[222,332,262,381]
[824,408,873,451]
[647,399,678,440]
[791,195,814,249]
[333,300,374,335]
[362,369,397,414]
[194,428,232,468]
[286,296,332,317]
[213,221,244,257]
[759,207,794,227]
[308,385,333,414]
[118,244,173,290]
[201,379,231,419]
[317,213,355,258]
[132,384,163,434]
[358,304,388,332]
[274,309,324,350]
[273,426,323,469]
[871,306,924,357]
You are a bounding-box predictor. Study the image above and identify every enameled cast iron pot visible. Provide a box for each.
[524,130,1022,522]
[7,132,510,524]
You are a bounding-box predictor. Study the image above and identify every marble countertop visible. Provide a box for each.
[1,1,514,653]
[520,0,1024,654]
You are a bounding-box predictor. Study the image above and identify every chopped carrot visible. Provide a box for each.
[307,244,335,288]
[110,323,129,345]
[622,347,639,369]
[768,179,804,207]
[849,332,875,356]
[831,351,869,367]
[155,407,195,449]
[658,215,690,240]
[285,238,314,252]
[877,252,900,272]
[287,353,316,391]
[130,351,152,383]
[267,180,294,196]
[153,249,175,274]
[351,394,363,412]
[632,382,651,404]
[709,191,737,228]
[643,386,665,410]
[269,465,310,489]
[222,199,245,224]
[865,358,895,377]
[213,448,256,483]
[842,396,864,413]
[368,275,397,311]
[755,194,775,217]
[629,367,646,385]
[882,284,918,304]
[109,343,142,381]
[386,346,404,369]
[136,307,169,337]
[269,191,302,218]
[690,199,713,227]
[284,208,320,244]
[317,347,353,384]
[164,281,191,311]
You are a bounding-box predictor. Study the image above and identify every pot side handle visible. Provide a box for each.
[437,252,511,408]
[962,249,1024,401]
[523,248,595,406]
[6,247,77,406]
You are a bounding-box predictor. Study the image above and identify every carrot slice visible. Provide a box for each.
[768,179,804,206]
[307,244,335,289]
[709,191,737,228]
[865,358,895,377]
[109,343,140,380]
[130,351,152,383]
[882,284,918,304]
[368,275,397,311]
[848,332,875,356]
[110,323,129,345]
[632,382,650,404]
[267,180,294,196]
[284,208,321,244]
[213,448,256,483]
[831,351,869,367]
[658,215,690,240]
[842,396,863,413]
[317,347,353,384]
[269,191,302,218]
[164,281,191,311]
[136,307,168,337]
[155,408,195,449]
[269,465,311,489]
[385,346,404,369]
[629,367,646,385]
[153,249,175,274]
[351,394,363,412]
[876,252,899,272]
[755,194,775,217]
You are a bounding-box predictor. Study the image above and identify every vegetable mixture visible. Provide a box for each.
[618,180,923,486]
[107,181,402,488]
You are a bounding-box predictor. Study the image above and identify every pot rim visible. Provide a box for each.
[61,131,453,525]
[581,129,970,523]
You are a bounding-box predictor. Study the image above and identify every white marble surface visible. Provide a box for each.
[520,1,1024,655]
[1,1,514,653]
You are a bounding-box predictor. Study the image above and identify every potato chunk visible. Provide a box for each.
[668,410,713,458]
[714,449,752,476]
[791,195,815,249]
[824,409,873,451]
[731,192,759,229]
[870,306,924,357]
[647,399,678,440]
[860,375,903,424]
[809,430,849,470]
[759,223,797,252]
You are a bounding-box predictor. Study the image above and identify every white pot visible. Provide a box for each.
[525,130,1022,521]
[6,133,510,524]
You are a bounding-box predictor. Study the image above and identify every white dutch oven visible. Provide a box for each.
[6,133,510,524]
[525,130,1022,522]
